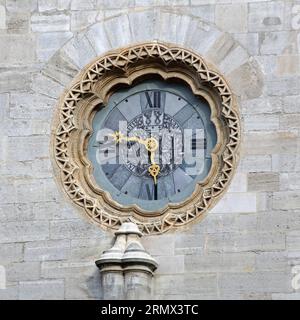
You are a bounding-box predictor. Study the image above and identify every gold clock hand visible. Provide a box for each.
[147,141,160,185]
[148,161,160,184]
[111,131,160,184]
[110,131,145,145]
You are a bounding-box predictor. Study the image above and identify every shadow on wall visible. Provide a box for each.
[86,269,103,300]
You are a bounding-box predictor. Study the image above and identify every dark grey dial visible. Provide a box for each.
[88,79,217,212]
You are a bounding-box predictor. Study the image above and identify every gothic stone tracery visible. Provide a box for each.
[51,42,240,235]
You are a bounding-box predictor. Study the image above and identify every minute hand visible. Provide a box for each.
[111,131,160,184]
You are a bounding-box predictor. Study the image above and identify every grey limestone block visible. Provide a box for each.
[0,221,49,243]
[19,280,65,300]
[31,13,70,32]
[24,240,71,262]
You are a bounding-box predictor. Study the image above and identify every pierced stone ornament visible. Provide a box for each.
[51,42,241,235]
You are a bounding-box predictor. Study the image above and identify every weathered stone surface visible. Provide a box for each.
[101,272,123,300]
[0,93,8,124]
[183,5,214,23]
[50,219,101,240]
[36,31,73,62]
[272,293,300,300]
[153,274,184,296]
[70,237,112,261]
[199,231,286,253]
[272,154,300,173]
[248,173,280,192]
[234,33,259,56]
[41,260,96,278]
[104,14,132,48]
[0,5,6,29]
[31,73,64,98]
[211,193,257,214]
[187,22,222,56]
[0,204,33,223]
[70,10,99,31]
[0,35,36,65]
[248,1,285,32]
[38,0,71,12]
[257,212,289,232]
[273,192,300,210]
[9,93,55,120]
[241,97,282,115]
[280,172,300,191]
[159,12,197,45]
[0,221,49,243]
[227,59,264,99]
[184,273,218,297]
[219,46,249,75]
[124,271,152,300]
[7,262,40,282]
[7,136,49,161]
[244,114,280,132]
[227,172,247,193]
[206,33,236,67]
[240,155,272,173]
[71,0,95,10]
[24,240,71,261]
[4,119,50,137]
[7,12,30,33]
[19,280,64,300]
[0,243,23,264]
[175,233,205,251]
[0,284,19,300]
[128,10,158,43]
[96,0,134,9]
[65,272,102,299]
[215,4,247,33]
[280,114,300,130]
[260,31,297,55]
[244,131,298,155]
[219,272,291,295]
[255,252,288,272]
[32,201,77,220]
[265,76,300,97]
[143,234,175,256]
[155,255,184,274]
[282,95,300,113]
[1,158,52,180]
[277,55,300,76]
[61,34,97,69]
[6,0,37,12]
[42,50,79,86]
[31,13,70,32]
[85,22,112,55]
[286,231,300,251]
[185,252,256,273]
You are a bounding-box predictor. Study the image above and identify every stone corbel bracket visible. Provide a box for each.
[95,222,158,300]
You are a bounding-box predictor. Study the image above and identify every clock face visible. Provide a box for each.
[87,79,217,212]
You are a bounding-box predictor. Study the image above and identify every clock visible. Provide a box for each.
[51,43,240,234]
[87,79,217,212]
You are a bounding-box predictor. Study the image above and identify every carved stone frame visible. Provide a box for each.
[51,42,240,235]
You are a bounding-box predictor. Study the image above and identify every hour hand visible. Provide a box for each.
[148,149,160,184]
[148,163,160,184]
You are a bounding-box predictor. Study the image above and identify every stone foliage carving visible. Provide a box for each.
[51,42,241,235]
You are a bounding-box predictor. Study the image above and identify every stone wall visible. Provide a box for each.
[0,0,300,300]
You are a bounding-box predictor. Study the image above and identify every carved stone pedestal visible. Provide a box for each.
[95,222,158,300]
